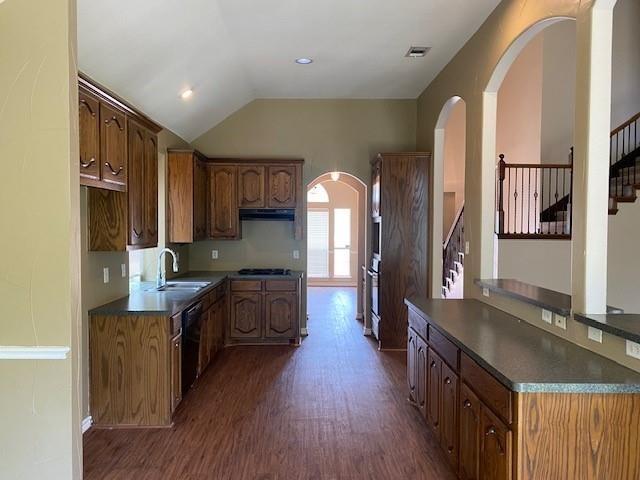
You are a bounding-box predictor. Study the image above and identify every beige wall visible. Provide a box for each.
[0,0,82,477]
[79,128,189,419]
[190,99,417,329]
[496,34,543,165]
[443,99,466,236]
[611,0,640,128]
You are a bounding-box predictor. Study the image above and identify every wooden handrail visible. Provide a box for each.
[444,205,464,249]
[611,111,640,136]
[502,163,572,169]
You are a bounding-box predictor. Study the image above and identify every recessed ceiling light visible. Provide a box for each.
[405,46,431,58]
[180,89,193,100]
[295,58,313,65]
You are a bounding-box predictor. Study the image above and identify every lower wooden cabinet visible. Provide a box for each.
[480,405,512,480]
[170,333,182,414]
[199,289,227,375]
[459,383,481,480]
[427,348,442,436]
[441,361,459,469]
[228,278,301,344]
[407,329,418,403]
[416,335,428,419]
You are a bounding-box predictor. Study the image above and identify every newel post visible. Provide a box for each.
[497,154,506,234]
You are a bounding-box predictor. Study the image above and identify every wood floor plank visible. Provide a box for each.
[84,287,455,479]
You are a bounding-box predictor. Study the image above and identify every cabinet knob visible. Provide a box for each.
[430,361,436,368]
[444,377,452,385]
[485,426,497,436]
[80,157,95,168]
[463,400,472,409]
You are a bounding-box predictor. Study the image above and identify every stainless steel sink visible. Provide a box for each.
[148,281,211,292]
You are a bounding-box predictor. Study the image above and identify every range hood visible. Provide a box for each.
[239,208,295,221]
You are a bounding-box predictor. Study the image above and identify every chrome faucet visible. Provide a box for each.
[157,248,179,289]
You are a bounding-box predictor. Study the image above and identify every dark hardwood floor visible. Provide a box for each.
[84,287,455,479]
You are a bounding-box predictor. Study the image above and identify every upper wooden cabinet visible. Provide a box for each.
[238,166,266,208]
[78,91,101,184]
[209,165,239,239]
[81,73,162,251]
[267,166,296,208]
[167,150,208,243]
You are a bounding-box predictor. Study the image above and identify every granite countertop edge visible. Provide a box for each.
[574,313,640,345]
[474,278,571,316]
[405,296,640,394]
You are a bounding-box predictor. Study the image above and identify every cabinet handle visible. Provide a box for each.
[463,400,472,409]
[132,228,143,239]
[485,426,505,454]
[445,377,452,385]
[105,162,124,176]
[80,157,95,168]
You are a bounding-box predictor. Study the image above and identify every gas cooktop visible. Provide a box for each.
[237,268,291,276]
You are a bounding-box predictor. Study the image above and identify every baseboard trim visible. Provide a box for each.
[82,416,93,434]
[300,327,309,336]
[363,327,372,336]
[0,346,70,360]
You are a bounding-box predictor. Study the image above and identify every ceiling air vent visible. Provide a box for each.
[405,46,431,58]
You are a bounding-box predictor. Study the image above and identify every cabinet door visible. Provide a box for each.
[407,328,417,403]
[79,91,101,183]
[371,159,381,217]
[238,166,265,208]
[193,158,207,241]
[100,103,127,191]
[143,132,158,246]
[441,362,459,470]
[427,349,442,436]
[265,292,296,338]
[480,407,512,480]
[230,293,261,339]
[267,166,296,208]
[416,336,428,419]
[170,334,182,414]
[127,121,146,246]
[198,308,211,375]
[460,383,481,480]
[209,165,239,238]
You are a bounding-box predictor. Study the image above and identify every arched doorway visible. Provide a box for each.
[480,17,577,285]
[433,97,466,298]
[306,172,368,330]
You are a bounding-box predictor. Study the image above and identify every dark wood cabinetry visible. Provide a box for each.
[441,361,459,469]
[170,333,182,414]
[238,166,266,208]
[416,335,428,419]
[209,165,239,239]
[427,349,442,436]
[81,74,162,251]
[167,150,208,243]
[407,329,418,403]
[459,384,481,480]
[267,166,296,208]
[480,407,511,480]
[199,285,227,375]
[370,153,430,350]
[228,278,301,344]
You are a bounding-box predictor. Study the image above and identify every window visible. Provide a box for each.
[333,208,351,277]
[129,249,145,290]
[307,184,329,203]
[307,209,329,278]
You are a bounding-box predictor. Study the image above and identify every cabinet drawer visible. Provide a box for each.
[428,325,459,371]
[265,280,297,291]
[231,280,263,292]
[170,313,182,336]
[408,308,428,342]
[461,352,512,424]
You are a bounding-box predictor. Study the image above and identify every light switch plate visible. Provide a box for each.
[554,314,567,330]
[482,287,490,298]
[211,250,219,260]
[121,264,127,278]
[588,327,603,343]
[542,309,553,324]
[293,250,300,259]
[103,267,110,284]
[465,241,470,255]
[626,340,640,360]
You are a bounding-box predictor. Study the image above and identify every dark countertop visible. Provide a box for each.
[89,270,304,317]
[474,278,624,316]
[405,296,640,393]
[575,313,640,344]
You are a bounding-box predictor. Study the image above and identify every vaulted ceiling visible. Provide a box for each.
[78,0,499,141]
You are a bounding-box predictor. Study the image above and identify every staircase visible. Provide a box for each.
[608,112,640,214]
[442,206,464,299]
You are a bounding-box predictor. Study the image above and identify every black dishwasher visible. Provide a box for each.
[182,302,202,394]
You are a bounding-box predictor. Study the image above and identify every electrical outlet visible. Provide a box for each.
[626,340,640,360]
[211,250,219,260]
[293,250,300,260]
[465,241,470,255]
[588,327,603,343]
[103,267,110,284]
[482,287,490,298]
[121,264,127,278]
[554,314,567,330]
[541,309,553,324]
